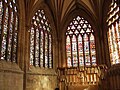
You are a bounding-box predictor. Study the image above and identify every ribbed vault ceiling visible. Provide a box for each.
[25,0,105,22]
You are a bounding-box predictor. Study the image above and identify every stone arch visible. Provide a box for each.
[60,7,100,67]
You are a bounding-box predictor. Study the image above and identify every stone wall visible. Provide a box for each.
[0,61,23,90]
[26,66,57,90]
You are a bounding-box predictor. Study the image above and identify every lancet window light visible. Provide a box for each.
[30,9,53,68]
[0,0,19,63]
[107,0,120,65]
[66,16,96,67]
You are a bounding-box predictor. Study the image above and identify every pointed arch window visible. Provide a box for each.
[0,0,19,62]
[30,9,53,68]
[107,0,120,65]
[66,16,96,67]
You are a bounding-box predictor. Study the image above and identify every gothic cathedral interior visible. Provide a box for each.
[0,0,120,90]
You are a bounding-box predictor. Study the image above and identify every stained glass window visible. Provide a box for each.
[107,0,120,65]
[66,16,96,67]
[0,0,19,62]
[30,9,53,68]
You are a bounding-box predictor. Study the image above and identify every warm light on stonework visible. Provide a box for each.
[107,0,120,65]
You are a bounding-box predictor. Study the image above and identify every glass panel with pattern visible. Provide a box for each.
[45,31,48,68]
[30,9,53,68]
[0,0,19,63]
[49,34,52,68]
[35,28,39,66]
[107,0,120,65]
[84,34,90,66]
[40,30,44,67]
[78,35,84,66]
[72,35,78,67]
[0,1,3,47]
[66,16,96,67]
[1,7,8,60]
[30,27,34,65]
[66,36,72,67]
[90,34,96,65]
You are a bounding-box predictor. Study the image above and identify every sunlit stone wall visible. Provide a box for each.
[26,66,57,90]
[0,61,23,90]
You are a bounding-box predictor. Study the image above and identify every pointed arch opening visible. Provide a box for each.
[30,9,53,68]
[107,0,120,65]
[66,16,97,67]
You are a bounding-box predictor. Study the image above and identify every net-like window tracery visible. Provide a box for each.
[66,16,96,67]
[0,0,19,62]
[30,9,53,68]
[107,0,120,65]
